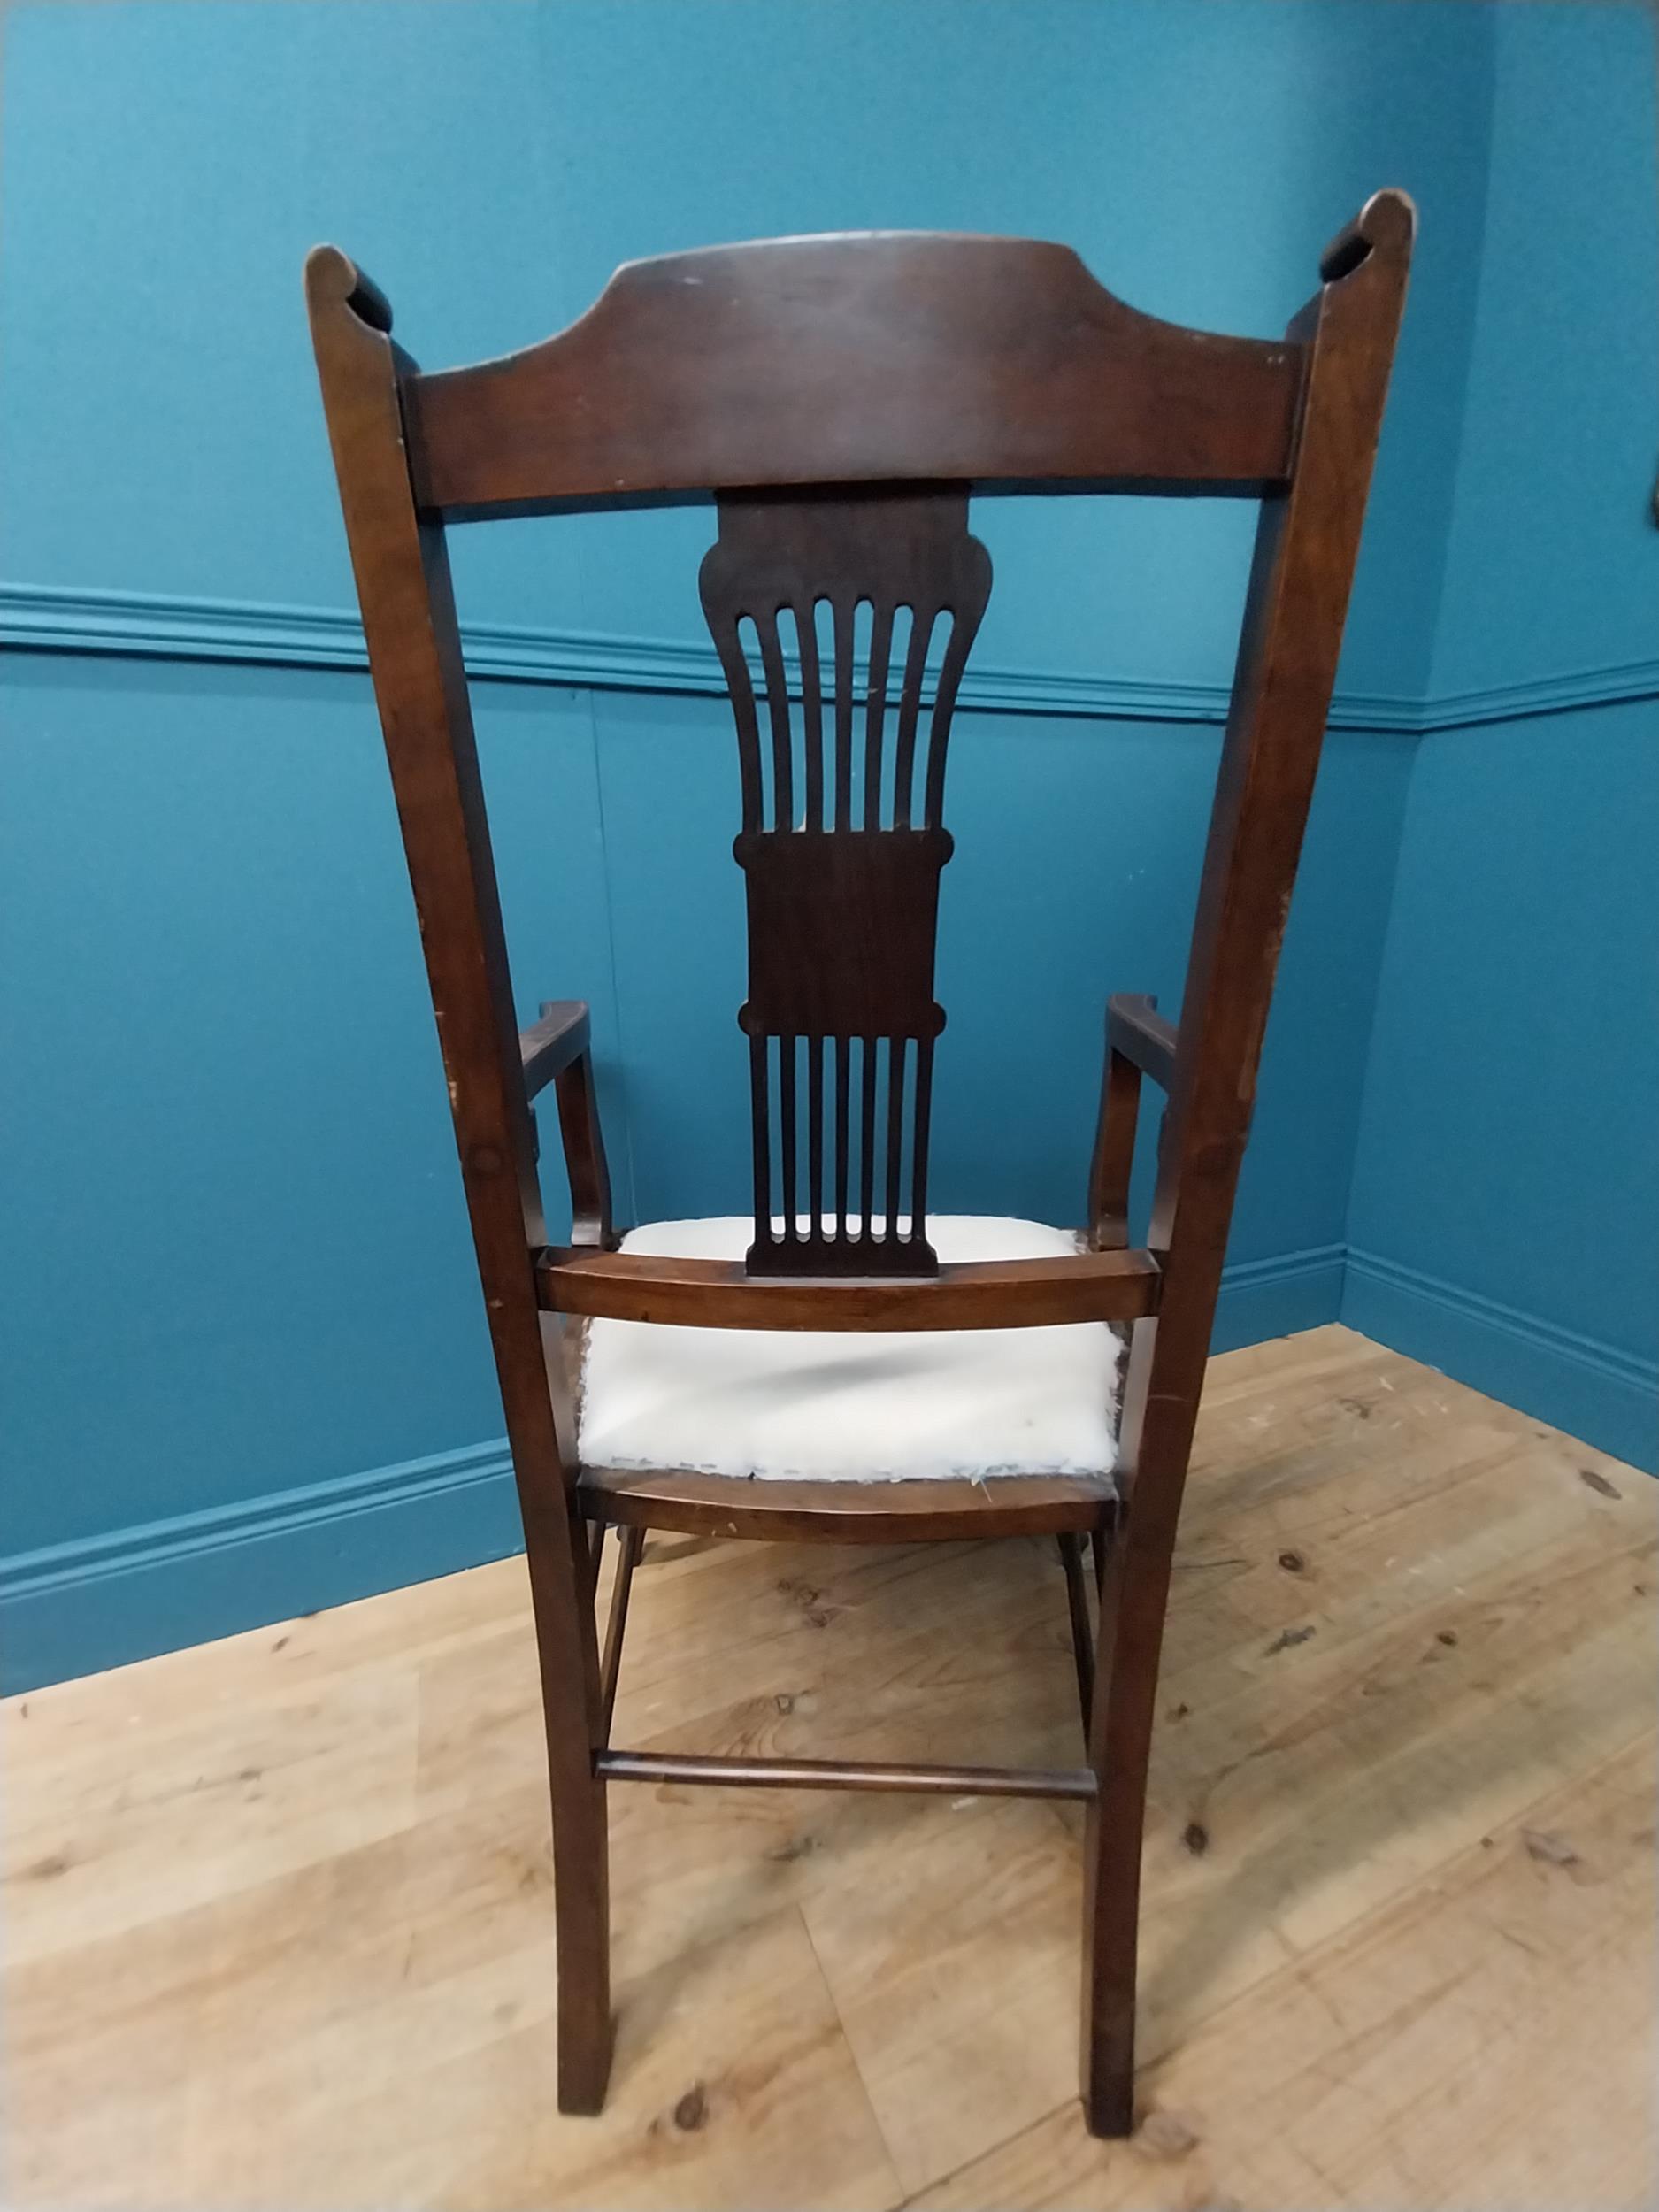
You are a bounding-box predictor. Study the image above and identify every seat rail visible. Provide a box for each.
[538,1243,1160,1330]
[578,1463,1118,1544]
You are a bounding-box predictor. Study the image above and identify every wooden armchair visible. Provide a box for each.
[306,196,1413,2138]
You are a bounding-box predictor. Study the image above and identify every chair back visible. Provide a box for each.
[308,200,1413,1306]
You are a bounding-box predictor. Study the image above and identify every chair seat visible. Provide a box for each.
[576,1216,1122,1484]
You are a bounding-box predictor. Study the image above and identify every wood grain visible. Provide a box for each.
[701,488,992,1274]
[4,1326,1652,2210]
[579,1466,1118,1545]
[311,198,1412,2125]
[1081,185,1416,2132]
[537,1243,1161,1330]
[402,233,1304,518]
[307,241,613,2108]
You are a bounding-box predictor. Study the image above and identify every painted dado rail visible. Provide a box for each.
[7,580,1657,733]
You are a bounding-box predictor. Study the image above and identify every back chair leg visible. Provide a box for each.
[549,1773,611,2113]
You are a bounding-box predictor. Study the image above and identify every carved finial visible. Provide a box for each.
[1319,188,1417,285]
[303,244,394,334]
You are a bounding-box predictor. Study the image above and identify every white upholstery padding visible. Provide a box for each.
[577,1216,1122,1483]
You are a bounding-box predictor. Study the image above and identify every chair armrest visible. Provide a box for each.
[1106,993,1179,1094]
[520,998,591,1102]
[519,999,616,1249]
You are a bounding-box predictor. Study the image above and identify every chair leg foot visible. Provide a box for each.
[555,1939,613,2112]
[1080,1813,1142,2141]
[1080,2014,1137,2138]
[557,2030,613,2117]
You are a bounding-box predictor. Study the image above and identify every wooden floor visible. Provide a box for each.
[2,1323,1654,2208]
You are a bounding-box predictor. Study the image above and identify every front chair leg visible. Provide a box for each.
[1079,1522,1171,2139]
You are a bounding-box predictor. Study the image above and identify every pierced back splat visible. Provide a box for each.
[698,486,992,1276]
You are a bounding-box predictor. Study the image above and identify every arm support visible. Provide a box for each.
[519,999,616,1249]
[1087,994,1179,1250]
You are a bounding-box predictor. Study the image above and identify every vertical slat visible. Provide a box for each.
[862,603,895,830]
[889,606,935,829]
[778,1032,799,1244]
[807,1034,825,1239]
[859,1033,877,1240]
[749,1031,773,1253]
[833,1033,850,1241]
[833,597,856,832]
[923,605,980,830]
[910,1033,935,1238]
[797,597,825,833]
[713,621,765,833]
[756,612,794,829]
[884,1036,907,1238]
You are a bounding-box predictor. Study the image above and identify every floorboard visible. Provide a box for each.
[3,1324,1652,2208]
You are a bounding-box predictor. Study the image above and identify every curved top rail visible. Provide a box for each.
[387,229,1308,516]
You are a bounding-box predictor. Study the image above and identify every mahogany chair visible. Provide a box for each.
[306,195,1413,2137]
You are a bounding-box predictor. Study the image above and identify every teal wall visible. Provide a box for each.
[0,0,1648,1693]
[1344,4,1659,1470]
